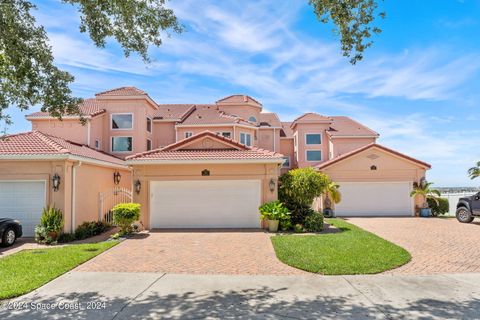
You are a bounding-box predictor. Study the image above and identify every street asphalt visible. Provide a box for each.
[1,272,479,319]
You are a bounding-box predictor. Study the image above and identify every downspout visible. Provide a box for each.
[71,161,82,233]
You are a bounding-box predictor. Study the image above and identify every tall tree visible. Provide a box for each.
[468,161,480,180]
[309,0,385,64]
[0,0,182,126]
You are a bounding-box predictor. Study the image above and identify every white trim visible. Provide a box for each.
[153,118,180,123]
[0,154,128,169]
[111,136,133,153]
[127,158,284,165]
[306,150,322,162]
[87,120,91,146]
[71,161,82,232]
[258,126,282,130]
[305,132,322,145]
[110,113,134,130]
[146,116,152,133]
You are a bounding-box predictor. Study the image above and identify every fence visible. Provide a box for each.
[99,187,133,224]
[440,192,476,216]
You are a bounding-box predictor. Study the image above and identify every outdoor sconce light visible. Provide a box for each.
[370,165,377,171]
[269,178,276,192]
[113,171,122,185]
[134,180,141,194]
[52,173,61,192]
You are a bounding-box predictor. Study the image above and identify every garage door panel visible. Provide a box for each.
[0,181,46,236]
[150,180,261,228]
[335,182,413,216]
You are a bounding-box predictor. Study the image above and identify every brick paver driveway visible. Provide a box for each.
[347,217,480,274]
[76,230,303,275]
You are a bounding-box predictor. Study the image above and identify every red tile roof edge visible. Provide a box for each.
[316,143,431,169]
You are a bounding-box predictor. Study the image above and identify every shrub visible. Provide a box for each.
[113,203,141,234]
[294,224,305,233]
[427,197,449,216]
[58,232,76,243]
[74,221,109,240]
[304,211,324,232]
[279,168,329,207]
[259,201,290,221]
[35,206,64,244]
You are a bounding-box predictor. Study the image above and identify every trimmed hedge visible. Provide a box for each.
[427,197,449,216]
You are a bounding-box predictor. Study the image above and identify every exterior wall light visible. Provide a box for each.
[134,180,141,194]
[113,171,122,185]
[52,173,61,192]
[370,165,377,171]
[269,178,276,192]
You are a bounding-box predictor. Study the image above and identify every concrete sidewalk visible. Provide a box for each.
[1,272,480,319]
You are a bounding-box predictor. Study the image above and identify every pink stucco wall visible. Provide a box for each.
[31,119,88,145]
[330,137,377,157]
[216,104,261,124]
[293,123,331,168]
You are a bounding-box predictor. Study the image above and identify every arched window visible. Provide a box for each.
[248,116,257,122]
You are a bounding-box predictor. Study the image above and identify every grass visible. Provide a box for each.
[0,241,118,300]
[271,218,411,275]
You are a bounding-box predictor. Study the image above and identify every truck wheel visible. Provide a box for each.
[456,207,474,223]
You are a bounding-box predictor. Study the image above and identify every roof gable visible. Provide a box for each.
[95,86,147,97]
[216,95,262,108]
[165,131,248,151]
[316,143,431,170]
[291,113,333,128]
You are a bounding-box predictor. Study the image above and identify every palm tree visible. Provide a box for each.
[324,180,341,210]
[410,181,441,208]
[468,161,480,180]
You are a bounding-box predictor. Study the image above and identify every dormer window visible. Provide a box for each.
[248,116,257,123]
[240,132,252,146]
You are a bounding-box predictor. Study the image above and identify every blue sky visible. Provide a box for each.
[7,0,480,187]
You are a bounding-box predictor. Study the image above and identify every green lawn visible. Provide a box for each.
[0,241,118,300]
[271,218,411,275]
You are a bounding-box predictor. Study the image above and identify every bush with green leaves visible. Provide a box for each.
[279,168,329,224]
[74,221,109,240]
[304,211,324,232]
[259,201,291,229]
[427,197,449,216]
[35,206,64,244]
[113,203,141,234]
[294,224,305,233]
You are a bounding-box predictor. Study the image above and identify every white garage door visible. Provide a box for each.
[0,181,46,236]
[335,182,414,216]
[150,180,261,228]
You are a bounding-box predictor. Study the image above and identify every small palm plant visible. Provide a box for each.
[323,180,341,210]
[410,181,441,209]
[468,161,480,180]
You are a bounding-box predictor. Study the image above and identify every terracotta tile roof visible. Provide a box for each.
[316,143,431,169]
[127,131,283,162]
[280,122,294,138]
[95,86,147,96]
[258,113,282,127]
[216,95,262,107]
[153,104,198,121]
[26,98,106,118]
[291,113,333,127]
[328,116,379,137]
[179,106,257,127]
[0,131,125,166]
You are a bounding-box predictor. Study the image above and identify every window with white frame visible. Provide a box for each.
[217,132,231,139]
[306,150,322,162]
[282,156,291,168]
[111,136,132,152]
[185,132,193,139]
[305,133,321,145]
[146,117,152,133]
[240,132,252,146]
[111,113,133,130]
[146,139,152,151]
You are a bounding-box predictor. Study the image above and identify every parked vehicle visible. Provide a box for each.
[456,192,480,223]
[0,218,23,247]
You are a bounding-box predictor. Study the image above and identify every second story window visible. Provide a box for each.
[146,117,152,133]
[306,150,322,162]
[282,156,291,168]
[306,133,321,145]
[217,132,231,139]
[111,113,133,130]
[111,136,132,152]
[146,139,152,151]
[185,132,193,139]
[240,132,252,146]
